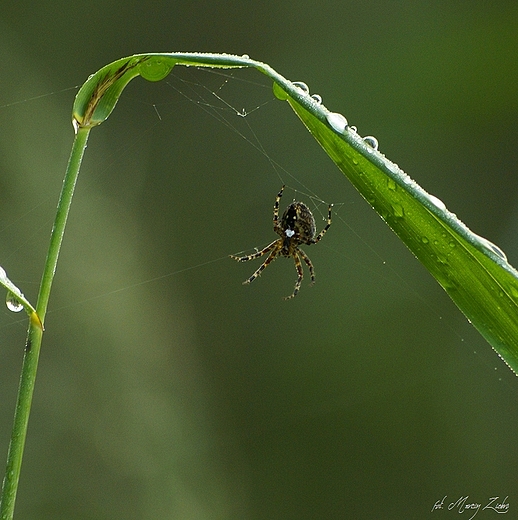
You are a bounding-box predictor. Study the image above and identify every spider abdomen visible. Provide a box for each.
[280,202,316,245]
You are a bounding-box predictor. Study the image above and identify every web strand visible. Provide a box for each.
[0,69,483,375]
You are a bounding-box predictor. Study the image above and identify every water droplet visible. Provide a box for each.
[421,236,429,244]
[326,112,348,133]
[490,243,508,261]
[391,203,405,218]
[6,292,23,313]
[241,54,250,59]
[310,94,322,104]
[292,81,309,94]
[273,82,288,100]
[363,136,378,150]
[436,254,449,265]
[426,194,446,211]
[387,178,397,191]
[474,234,508,262]
[440,276,458,291]
[139,58,173,82]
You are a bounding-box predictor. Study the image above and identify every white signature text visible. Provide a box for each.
[431,496,509,520]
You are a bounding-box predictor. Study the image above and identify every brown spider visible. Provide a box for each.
[230,185,332,299]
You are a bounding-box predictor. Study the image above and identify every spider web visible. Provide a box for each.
[163,67,341,223]
[0,68,353,313]
[1,67,506,381]
[111,67,412,305]
[0,69,456,316]
[152,69,440,301]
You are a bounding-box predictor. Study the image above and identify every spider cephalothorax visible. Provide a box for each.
[230,185,332,299]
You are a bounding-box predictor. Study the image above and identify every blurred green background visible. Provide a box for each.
[1,2,518,519]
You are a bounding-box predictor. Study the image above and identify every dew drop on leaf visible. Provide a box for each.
[425,194,447,211]
[292,81,310,94]
[6,292,23,313]
[326,112,348,133]
[363,135,379,150]
[273,82,288,100]
[139,57,173,82]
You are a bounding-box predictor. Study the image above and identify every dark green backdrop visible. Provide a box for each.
[1,2,517,518]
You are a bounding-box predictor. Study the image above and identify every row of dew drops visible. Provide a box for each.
[292,81,379,151]
[289,80,512,273]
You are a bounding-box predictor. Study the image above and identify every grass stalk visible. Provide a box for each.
[0,127,90,520]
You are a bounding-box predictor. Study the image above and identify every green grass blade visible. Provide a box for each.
[280,90,518,374]
[72,53,256,127]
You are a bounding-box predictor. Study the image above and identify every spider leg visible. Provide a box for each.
[242,244,281,285]
[311,204,333,244]
[284,251,304,300]
[230,240,277,263]
[297,248,315,285]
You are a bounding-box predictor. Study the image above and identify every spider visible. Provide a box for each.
[230,185,332,299]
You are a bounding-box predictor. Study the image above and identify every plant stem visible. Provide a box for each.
[0,126,90,520]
